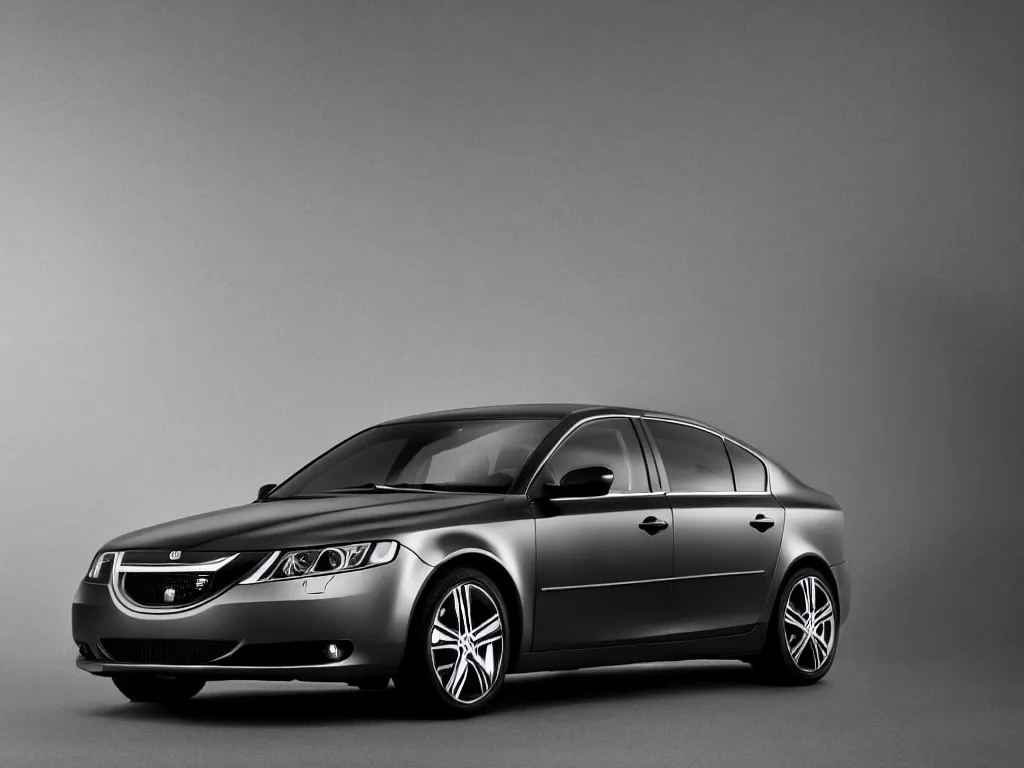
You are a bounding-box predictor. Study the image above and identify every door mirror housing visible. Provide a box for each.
[541,466,614,500]
[256,483,277,502]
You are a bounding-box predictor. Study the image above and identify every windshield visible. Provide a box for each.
[269,419,559,498]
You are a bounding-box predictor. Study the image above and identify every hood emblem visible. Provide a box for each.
[163,587,176,603]
[169,551,181,561]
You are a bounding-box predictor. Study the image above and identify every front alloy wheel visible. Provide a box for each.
[399,568,509,716]
[430,582,505,704]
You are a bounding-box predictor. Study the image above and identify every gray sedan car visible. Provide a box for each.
[73,404,850,716]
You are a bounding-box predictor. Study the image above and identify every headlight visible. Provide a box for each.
[84,552,117,584]
[258,541,398,582]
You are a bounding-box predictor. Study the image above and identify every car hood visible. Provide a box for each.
[101,492,509,552]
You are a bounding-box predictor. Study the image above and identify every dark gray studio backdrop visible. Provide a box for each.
[2,1,1022,677]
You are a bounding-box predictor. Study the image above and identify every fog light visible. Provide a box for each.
[324,643,341,661]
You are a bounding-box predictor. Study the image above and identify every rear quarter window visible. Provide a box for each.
[725,441,767,492]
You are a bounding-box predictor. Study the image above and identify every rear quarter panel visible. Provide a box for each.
[759,471,849,625]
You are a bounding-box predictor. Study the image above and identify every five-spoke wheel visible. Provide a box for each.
[754,567,839,684]
[429,582,505,705]
[398,568,509,716]
[783,574,836,673]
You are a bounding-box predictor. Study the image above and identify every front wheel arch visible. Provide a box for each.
[403,552,524,672]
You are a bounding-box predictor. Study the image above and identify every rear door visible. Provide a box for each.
[641,418,784,639]
[531,417,674,650]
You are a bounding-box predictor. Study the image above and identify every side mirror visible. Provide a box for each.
[256,483,277,502]
[541,466,614,500]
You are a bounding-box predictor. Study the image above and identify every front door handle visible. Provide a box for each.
[639,516,669,535]
[749,513,775,533]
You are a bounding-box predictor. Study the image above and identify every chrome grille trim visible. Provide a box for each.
[238,551,281,585]
[109,551,257,615]
[118,554,239,573]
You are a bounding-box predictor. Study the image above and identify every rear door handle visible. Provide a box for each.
[639,516,669,535]
[749,513,775,533]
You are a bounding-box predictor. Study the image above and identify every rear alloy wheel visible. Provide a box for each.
[755,568,838,684]
[398,568,509,717]
[112,674,206,704]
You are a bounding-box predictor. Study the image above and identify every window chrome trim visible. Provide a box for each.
[522,413,650,496]
[666,490,772,497]
[524,412,776,497]
[538,491,664,502]
[540,569,765,593]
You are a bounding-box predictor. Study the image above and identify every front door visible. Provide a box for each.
[532,417,673,651]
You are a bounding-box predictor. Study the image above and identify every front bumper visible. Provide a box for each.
[72,547,433,682]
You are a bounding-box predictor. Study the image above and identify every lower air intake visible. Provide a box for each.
[100,638,237,665]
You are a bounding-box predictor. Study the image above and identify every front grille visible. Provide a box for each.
[115,551,270,609]
[122,573,214,607]
[100,638,237,665]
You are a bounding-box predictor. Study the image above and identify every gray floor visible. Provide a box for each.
[2,655,1020,768]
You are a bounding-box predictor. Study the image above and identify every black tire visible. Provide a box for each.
[112,674,206,704]
[352,676,391,691]
[397,568,510,718]
[755,567,839,685]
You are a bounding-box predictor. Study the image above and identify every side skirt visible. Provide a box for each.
[511,624,768,674]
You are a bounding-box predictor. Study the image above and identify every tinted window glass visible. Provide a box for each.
[726,441,767,492]
[645,420,733,493]
[271,419,558,497]
[536,418,649,493]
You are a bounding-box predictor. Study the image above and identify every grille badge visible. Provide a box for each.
[169,550,181,560]
[163,587,176,603]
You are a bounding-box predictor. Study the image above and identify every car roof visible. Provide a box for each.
[379,403,681,424]
[377,403,766,459]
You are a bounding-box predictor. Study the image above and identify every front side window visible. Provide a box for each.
[645,420,734,493]
[271,419,559,497]
[533,418,650,494]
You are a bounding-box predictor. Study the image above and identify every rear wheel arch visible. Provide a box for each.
[773,554,840,622]
[754,560,840,684]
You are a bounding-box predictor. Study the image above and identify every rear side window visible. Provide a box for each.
[726,441,768,492]
[645,420,733,493]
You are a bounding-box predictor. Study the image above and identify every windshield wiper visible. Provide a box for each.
[271,482,501,501]
[389,482,503,493]
[334,483,433,493]
[274,483,436,499]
